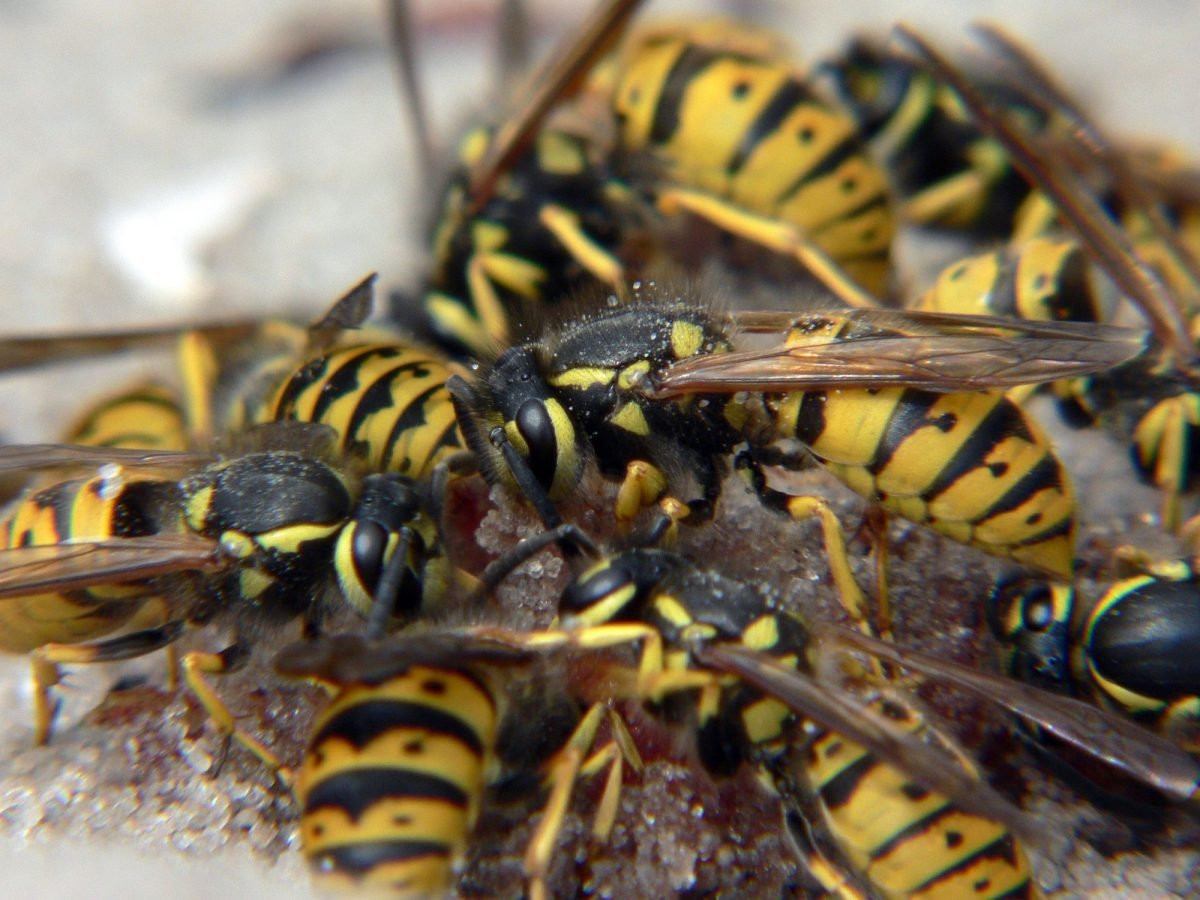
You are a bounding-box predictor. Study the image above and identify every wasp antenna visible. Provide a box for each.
[496,0,532,97]
[386,0,436,182]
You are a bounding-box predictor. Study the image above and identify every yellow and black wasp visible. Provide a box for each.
[819,34,1050,236]
[895,25,1200,531]
[0,274,471,486]
[448,286,1145,580]
[0,420,455,758]
[594,13,897,307]
[360,526,1198,900]
[822,27,1200,285]
[990,559,1200,756]
[382,0,648,360]
[275,626,623,899]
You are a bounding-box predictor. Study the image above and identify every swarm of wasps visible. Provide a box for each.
[3,0,1200,897]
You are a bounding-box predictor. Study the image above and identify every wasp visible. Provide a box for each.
[381,0,647,360]
[823,29,1200,290]
[990,560,1200,756]
[597,15,897,307]
[896,25,1200,531]
[429,528,1199,899]
[820,35,1044,236]
[0,429,454,763]
[274,627,635,900]
[448,286,1145,580]
[0,275,471,488]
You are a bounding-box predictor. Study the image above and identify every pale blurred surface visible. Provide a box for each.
[1,1,1198,896]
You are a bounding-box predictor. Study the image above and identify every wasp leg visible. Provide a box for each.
[735,453,873,639]
[655,186,881,308]
[615,459,669,528]
[618,455,722,544]
[525,702,642,900]
[32,619,187,744]
[538,203,630,300]
[181,646,294,789]
[782,808,870,900]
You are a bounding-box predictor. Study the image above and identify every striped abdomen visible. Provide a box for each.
[0,474,175,652]
[773,386,1075,577]
[612,29,894,293]
[64,383,189,451]
[298,664,498,897]
[803,698,1039,899]
[252,342,464,478]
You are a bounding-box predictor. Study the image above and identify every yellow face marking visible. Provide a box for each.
[545,399,582,501]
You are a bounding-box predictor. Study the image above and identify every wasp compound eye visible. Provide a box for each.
[515,399,558,490]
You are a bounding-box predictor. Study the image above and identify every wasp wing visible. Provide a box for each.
[0,534,227,599]
[0,444,213,475]
[825,624,1200,804]
[0,322,267,376]
[651,310,1147,397]
[895,24,1195,362]
[275,628,540,685]
[466,0,645,210]
[695,642,1046,841]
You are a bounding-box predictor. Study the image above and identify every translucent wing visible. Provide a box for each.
[695,642,1046,841]
[0,534,227,599]
[0,322,264,376]
[0,273,376,376]
[825,624,1200,804]
[466,0,645,210]
[0,444,213,474]
[894,24,1195,362]
[274,629,539,685]
[648,309,1147,397]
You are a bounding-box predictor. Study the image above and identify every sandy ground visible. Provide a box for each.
[1,0,1199,897]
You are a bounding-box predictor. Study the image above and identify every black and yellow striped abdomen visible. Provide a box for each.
[913,236,1101,326]
[298,663,498,897]
[0,473,177,652]
[804,698,1038,899]
[64,383,189,451]
[611,27,894,294]
[250,342,463,479]
[775,386,1075,577]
